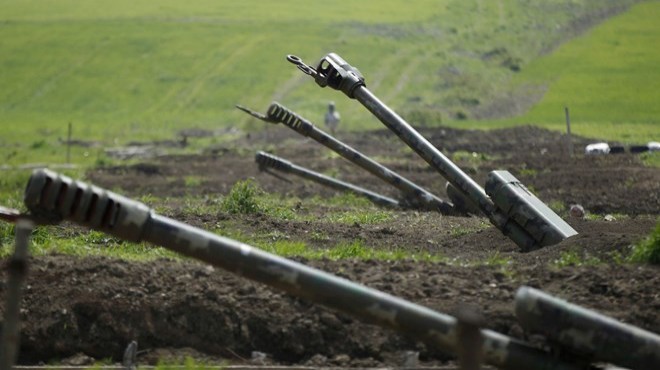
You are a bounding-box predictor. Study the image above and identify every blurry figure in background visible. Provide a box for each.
[569,204,585,218]
[324,101,340,136]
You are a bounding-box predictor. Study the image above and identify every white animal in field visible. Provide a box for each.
[584,142,610,155]
[324,102,341,135]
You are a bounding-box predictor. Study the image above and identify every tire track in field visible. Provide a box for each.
[21,40,109,106]
[367,50,406,93]
[175,35,265,113]
[381,50,430,104]
[143,36,246,116]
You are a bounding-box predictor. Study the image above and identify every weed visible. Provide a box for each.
[256,195,297,220]
[183,176,202,187]
[627,221,660,265]
[156,355,220,370]
[518,168,538,177]
[640,151,660,168]
[449,221,490,237]
[0,223,15,248]
[483,252,513,268]
[608,250,626,265]
[327,210,392,225]
[262,230,289,242]
[451,151,490,164]
[30,140,47,149]
[137,193,159,205]
[222,179,261,214]
[327,241,373,260]
[553,249,601,268]
[310,231,330,242]
[262,240,309,257]
[450,227,474,237]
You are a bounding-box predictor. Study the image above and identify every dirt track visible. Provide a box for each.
[3,125,660,367]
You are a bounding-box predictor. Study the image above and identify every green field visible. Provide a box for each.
[0,0,656,166]
[473,0,660,142]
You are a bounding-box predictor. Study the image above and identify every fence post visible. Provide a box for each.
[66,122,73,164]
[455,304,484,370]
[0,219,34,370]
[564,107,574,157]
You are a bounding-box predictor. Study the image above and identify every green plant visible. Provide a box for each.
[553,250,581,267]
[628,221,660,265]
[327,241,373,259]
[553,249,601,268]
[483,252,512,268]
[183,176,202,187]
[640,151,660,168]
[262,240,309,257]
[222,179,261,214]
[518,168,538,177]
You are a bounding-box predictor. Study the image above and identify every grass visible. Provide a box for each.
[325,210,393,225]
[221,179,262,214]
[1,1,657,263]
[628,220,660,265]
[552,249,602,268]
[640,151,660,168]
[457,1,660,143]
[1,0,650,167]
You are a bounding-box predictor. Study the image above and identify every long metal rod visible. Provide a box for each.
[515,286,660,370]
[21,169,582,370]
[238,104,454,214]
[256,151,400,208]
[284,53,573,250]
[0,219,34,370]
[351,87,536,248]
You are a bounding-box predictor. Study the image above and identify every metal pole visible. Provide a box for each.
[256,151,400,208]
[455,305,484,370]
[66,122,72,164]
[237,104,454,214]
[0,219,34,370]
[352,87,537,249]
[22,169,583,370]
[285,53,578,250]
[564,107,573,157]
[516,286,660,370]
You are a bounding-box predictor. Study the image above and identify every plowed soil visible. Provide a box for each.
[4,125,660,367]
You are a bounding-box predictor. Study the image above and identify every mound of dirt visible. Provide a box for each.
[3,125,659,367]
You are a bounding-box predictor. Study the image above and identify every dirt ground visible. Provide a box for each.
[3,125,660,367]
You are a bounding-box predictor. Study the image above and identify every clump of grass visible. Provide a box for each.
[483,252,512,268]
[451,150,490,164]
[222,179,261,214]
[518,168,538,177]
[324,241,445,262]
[184,176,202,187]
[0,223,15,249]
[628,221,660,265]
[640,151,660,168]
[262,240,309,257]
[327,210,392,225]
[553,249,601,268]
[156,355,220,370]
[327,241,374,260]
